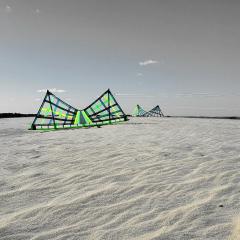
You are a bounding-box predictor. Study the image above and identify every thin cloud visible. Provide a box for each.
[139,60,158,66]
[37,88,66,93]
[175,93,224,98]
[35,9,40,14]
[175,106,240,110]
[5,5,12,13]
[116,93,155,98]
[137,73,143,77]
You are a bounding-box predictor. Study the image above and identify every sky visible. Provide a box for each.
[0,0,240,116]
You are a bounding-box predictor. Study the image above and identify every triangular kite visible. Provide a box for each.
[30,89,128,130]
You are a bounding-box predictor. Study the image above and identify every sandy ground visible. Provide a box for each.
[0,117,240,240]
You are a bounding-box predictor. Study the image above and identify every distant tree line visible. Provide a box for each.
[0,113,35,118]
[0,113,239,120]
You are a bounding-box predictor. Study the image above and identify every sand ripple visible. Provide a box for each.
[0,117,240,239]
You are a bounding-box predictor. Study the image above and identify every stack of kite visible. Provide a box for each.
[30,89,128,130]
[133,105,164,117]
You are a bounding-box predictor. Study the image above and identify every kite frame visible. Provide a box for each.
[133,104,164,117]
[30,89,128,130]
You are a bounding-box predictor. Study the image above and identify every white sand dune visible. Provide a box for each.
[229,217,240,240]
[0,117,240,240]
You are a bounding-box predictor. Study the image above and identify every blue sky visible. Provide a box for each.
[0,0,240,116]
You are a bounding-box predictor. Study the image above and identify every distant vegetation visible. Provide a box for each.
[0,113,35,118]
[0,113,239,120]
[130,115,240,120]
[169,116,240,120]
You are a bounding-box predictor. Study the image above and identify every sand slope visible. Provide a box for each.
[0,117,240,240]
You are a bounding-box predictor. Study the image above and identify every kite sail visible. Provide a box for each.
[84,90,127,124]
[30,89,128,130]
[132,104,147,117]
[143,105,164,117]
[132,104,164,117]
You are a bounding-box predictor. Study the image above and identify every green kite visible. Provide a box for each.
[30,89,128,130]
